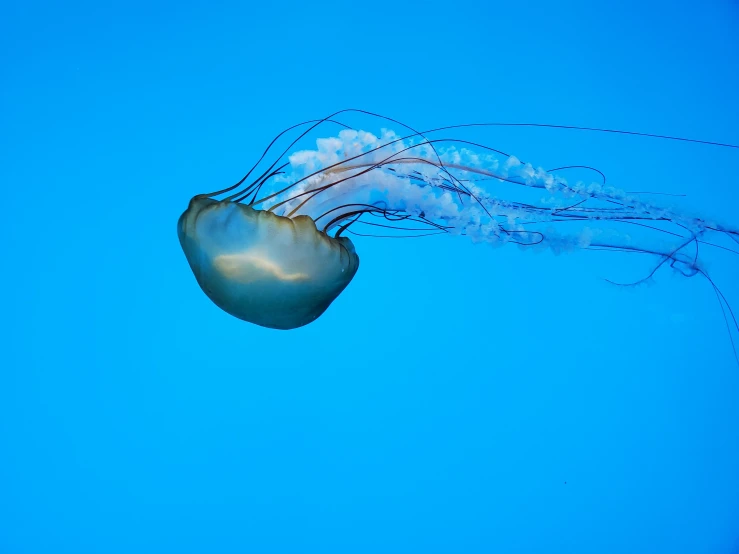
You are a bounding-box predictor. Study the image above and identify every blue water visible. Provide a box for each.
[3,1,739,552]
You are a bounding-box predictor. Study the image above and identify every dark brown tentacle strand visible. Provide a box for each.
[192,110,738,365]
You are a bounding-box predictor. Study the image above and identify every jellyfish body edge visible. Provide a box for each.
[178,197,360,329]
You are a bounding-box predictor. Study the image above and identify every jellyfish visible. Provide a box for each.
[178,110,739,358]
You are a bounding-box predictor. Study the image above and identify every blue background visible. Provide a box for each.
[3,1,739,552]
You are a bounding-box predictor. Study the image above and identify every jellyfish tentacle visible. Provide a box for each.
[701,269,739,366]
[548,165,607,184]
[179,111,738,362]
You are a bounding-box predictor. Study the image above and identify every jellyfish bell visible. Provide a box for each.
[177,196,359,330]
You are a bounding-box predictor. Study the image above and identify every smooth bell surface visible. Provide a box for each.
[178,197,360,329]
